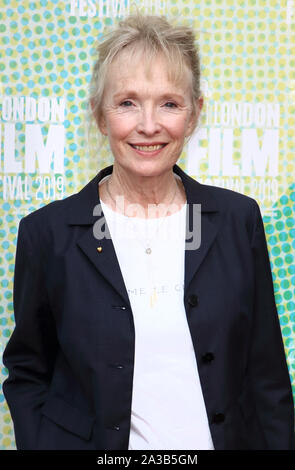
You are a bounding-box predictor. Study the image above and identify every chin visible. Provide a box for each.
[130,160,174,178]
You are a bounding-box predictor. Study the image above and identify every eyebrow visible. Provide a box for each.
[113,91,186,101]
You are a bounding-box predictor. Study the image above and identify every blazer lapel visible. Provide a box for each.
[77,229,131,306]
[172,166,221,296]
[67,165,131,305]
[66,164,221,303]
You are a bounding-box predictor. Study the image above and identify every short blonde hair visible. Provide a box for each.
[89,13,202,137]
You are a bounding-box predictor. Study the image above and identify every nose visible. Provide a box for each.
[136,104,162,136]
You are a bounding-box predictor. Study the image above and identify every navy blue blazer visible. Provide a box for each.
[2,164,295,450]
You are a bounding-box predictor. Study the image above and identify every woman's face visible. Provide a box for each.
[97,51,203,179]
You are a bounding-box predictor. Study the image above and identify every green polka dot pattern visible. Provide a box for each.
[266,185,295,393]
[0,0,294,449]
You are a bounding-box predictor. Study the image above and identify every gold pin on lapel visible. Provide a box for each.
[97,246,102,253]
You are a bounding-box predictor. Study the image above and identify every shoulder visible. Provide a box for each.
[202,182,259,213]
[16,171,100,252]
[204,181,259,219]
[183,167,259,216]
[177,166,259,217]
[20,192,78,233]
[186,176,261,243]
[15,194,79,261]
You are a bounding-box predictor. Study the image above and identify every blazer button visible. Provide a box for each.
[113,425,120,431]
[202,352,215,363]
[109,364,124,369]
[213,413,225,424]
[188,294,199,307]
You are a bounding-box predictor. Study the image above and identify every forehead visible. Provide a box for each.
[104,48,193,97]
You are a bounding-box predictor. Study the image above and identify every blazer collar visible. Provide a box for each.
[67,164,221,302]
[67,164,218,225]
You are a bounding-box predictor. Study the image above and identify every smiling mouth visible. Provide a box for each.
[129,143,167,151]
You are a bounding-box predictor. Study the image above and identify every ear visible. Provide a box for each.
[90,98,108,136]
[186,95,204,137]
[97,112,108,136]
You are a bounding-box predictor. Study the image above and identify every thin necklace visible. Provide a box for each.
[105,177,179,254]
[101,176,186,308]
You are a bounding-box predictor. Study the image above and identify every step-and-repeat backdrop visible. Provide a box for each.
[0,0,294,449]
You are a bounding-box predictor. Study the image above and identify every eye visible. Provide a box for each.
[119,100,133,107]
[164,102,177,108]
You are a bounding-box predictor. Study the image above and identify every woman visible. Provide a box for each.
[2,13,294,450]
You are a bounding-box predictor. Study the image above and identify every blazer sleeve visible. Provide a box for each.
[248,201,295,449]
[2,216,58,450]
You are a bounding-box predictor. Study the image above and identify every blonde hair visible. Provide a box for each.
[88,13,202,141]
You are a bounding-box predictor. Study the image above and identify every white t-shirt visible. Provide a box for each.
[99,175,214,450]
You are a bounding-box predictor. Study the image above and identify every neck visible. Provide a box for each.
[99,164,186,218]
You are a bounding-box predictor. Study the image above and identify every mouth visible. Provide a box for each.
[129,143,167,152]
